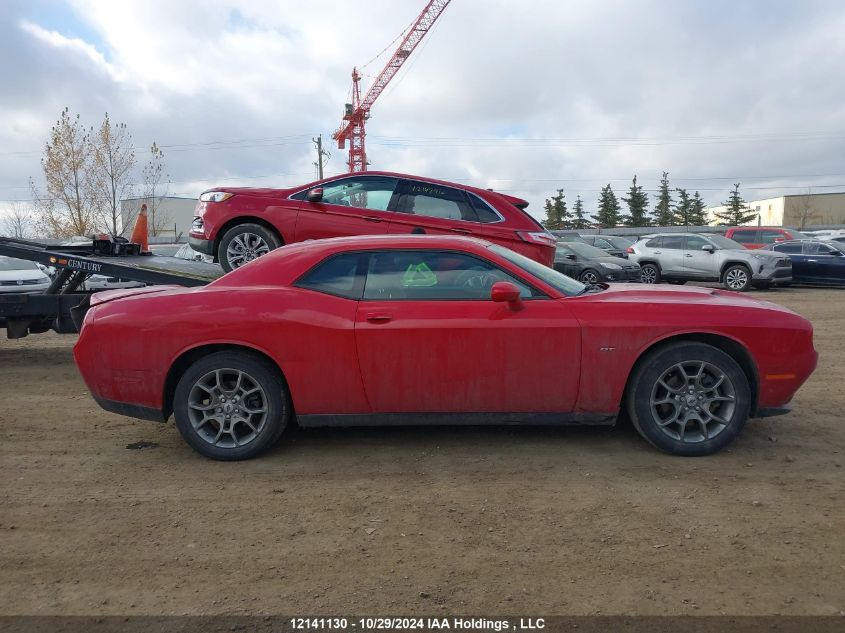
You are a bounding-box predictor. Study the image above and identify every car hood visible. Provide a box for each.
[0,269,49,283]
[204,186,294,197]
[722,248,782,260]
[576,283,798,313]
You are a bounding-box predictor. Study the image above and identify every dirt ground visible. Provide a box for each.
[1,286,843,617]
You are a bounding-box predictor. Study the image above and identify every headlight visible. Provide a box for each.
[199,191,234,203]
[602,262,622,270]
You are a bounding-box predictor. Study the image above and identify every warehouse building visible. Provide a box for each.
[706,192,845,228]
[120,196,198,240]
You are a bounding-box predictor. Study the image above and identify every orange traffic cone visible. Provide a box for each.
[130,203,150,253]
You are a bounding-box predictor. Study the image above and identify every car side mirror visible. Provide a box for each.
[491,281,524,311]
[701,244,715,253]
[305,187,324,203]
[565,254,577,260]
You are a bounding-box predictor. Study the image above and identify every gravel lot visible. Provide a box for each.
[1,286,843,616]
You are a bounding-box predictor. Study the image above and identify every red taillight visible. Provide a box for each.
[517,231,557,247]
[626,247,635,254]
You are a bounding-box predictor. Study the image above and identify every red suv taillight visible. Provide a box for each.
[517,231,557,247]
[626,247,635,254]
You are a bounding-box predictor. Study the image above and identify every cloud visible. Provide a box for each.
[2,0,845,224]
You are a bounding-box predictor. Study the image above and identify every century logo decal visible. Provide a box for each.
[67,259,102,273]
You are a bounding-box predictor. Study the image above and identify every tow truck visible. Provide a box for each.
[0,236,222,339]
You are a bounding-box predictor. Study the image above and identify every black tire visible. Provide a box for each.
[640,263,661,284]
[667,280,687,285]
[626,342,751,456]
[722,264,752,292]
[218,223,281,273]
[579,268,601,284]
[173,351,289,460]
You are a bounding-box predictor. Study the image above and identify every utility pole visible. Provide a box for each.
[313,135,330,180]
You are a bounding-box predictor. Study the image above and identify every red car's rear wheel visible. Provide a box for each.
[174,351,289,460]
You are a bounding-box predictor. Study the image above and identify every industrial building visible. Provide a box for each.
[706,192,845,228]
[120,196,198,241]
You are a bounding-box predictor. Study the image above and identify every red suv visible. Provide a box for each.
[724,227,809,249]
[190,171,556,272]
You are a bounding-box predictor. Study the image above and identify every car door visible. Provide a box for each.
[294,175,399,241]
[657,235,687,277]
[771,242,805,280]
[353,249,581,414]
[759,229,787,249]
[388,180,482,238]
[803,241,845,283]
[682,235,717,279]
[553,244,580,278]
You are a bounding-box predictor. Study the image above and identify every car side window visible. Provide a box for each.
[804,241,836,255]
[760,229,785,244]
[594,238,613,249]
[685,236,708,250]
[662,236,686,250]
[731,230,758,244]
[363,250,537,301]
[774,242,802,254]
[466,193,502,223]
[317,176,399,212]
[295,253,367,300]
[645,237,662,248]
[396,181,478,222]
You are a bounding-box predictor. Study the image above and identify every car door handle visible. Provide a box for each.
[807,259,817,262]
[450,227,472,234]
[684,254,693,258]
[364,216,383,223]
[654,251,662,254]
[366,313,392,323]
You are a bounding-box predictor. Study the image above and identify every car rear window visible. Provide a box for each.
[467,193,503,223]
[730,230,758,244]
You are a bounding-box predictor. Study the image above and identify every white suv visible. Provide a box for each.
[628,233,792,291]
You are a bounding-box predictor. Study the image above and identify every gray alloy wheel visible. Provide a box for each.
[640,263,660,284]
[579,269,600,284]
[226,232,270,269]
[218,223,281,273]
[626,342,750,456]
[187,368,268,449]
[173,351,288,460]
[648,361,736,444]
[723,265,751,291]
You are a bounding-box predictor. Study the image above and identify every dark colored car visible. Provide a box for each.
[725,227,809,250]
[762,240,845,285]
[190,171,557,272]
[554,242,641,284]
[582,235,634,258]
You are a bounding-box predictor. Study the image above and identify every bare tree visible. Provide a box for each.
[92,113,135,236]
[141,142,171,237]
[0,202,36,238]
[795,187,816,230]
[35,108,99,238]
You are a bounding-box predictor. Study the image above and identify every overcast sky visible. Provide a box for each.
[2,0,845,221]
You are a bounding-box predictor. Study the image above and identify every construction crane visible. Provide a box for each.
[332,0,451,173]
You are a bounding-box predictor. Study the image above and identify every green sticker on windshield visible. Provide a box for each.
[402,262,438,287]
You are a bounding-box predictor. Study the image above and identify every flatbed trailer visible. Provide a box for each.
[0,237,223,339]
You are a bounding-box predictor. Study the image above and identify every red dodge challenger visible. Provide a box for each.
[74,235,817,460]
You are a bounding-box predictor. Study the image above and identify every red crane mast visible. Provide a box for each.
[332,0,451,173]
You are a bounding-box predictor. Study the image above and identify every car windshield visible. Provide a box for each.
[0,256,39,271]
[706,235,745,250]
[560,242,611,259]
[604,236,634,248]
[489,245,586,297]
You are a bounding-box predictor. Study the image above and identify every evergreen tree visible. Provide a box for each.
[592,184,622,228]
[674,188,692,227]
[541,189,569,230]
[571,195,590,229]
[651,171,674,226]
[621,175,650,227]
[714,183,758,226]
[688,191,708,226]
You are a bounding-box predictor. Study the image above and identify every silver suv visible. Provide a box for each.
[628,233,792,291]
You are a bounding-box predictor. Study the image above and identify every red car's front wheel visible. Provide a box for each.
[218,223,281,273]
